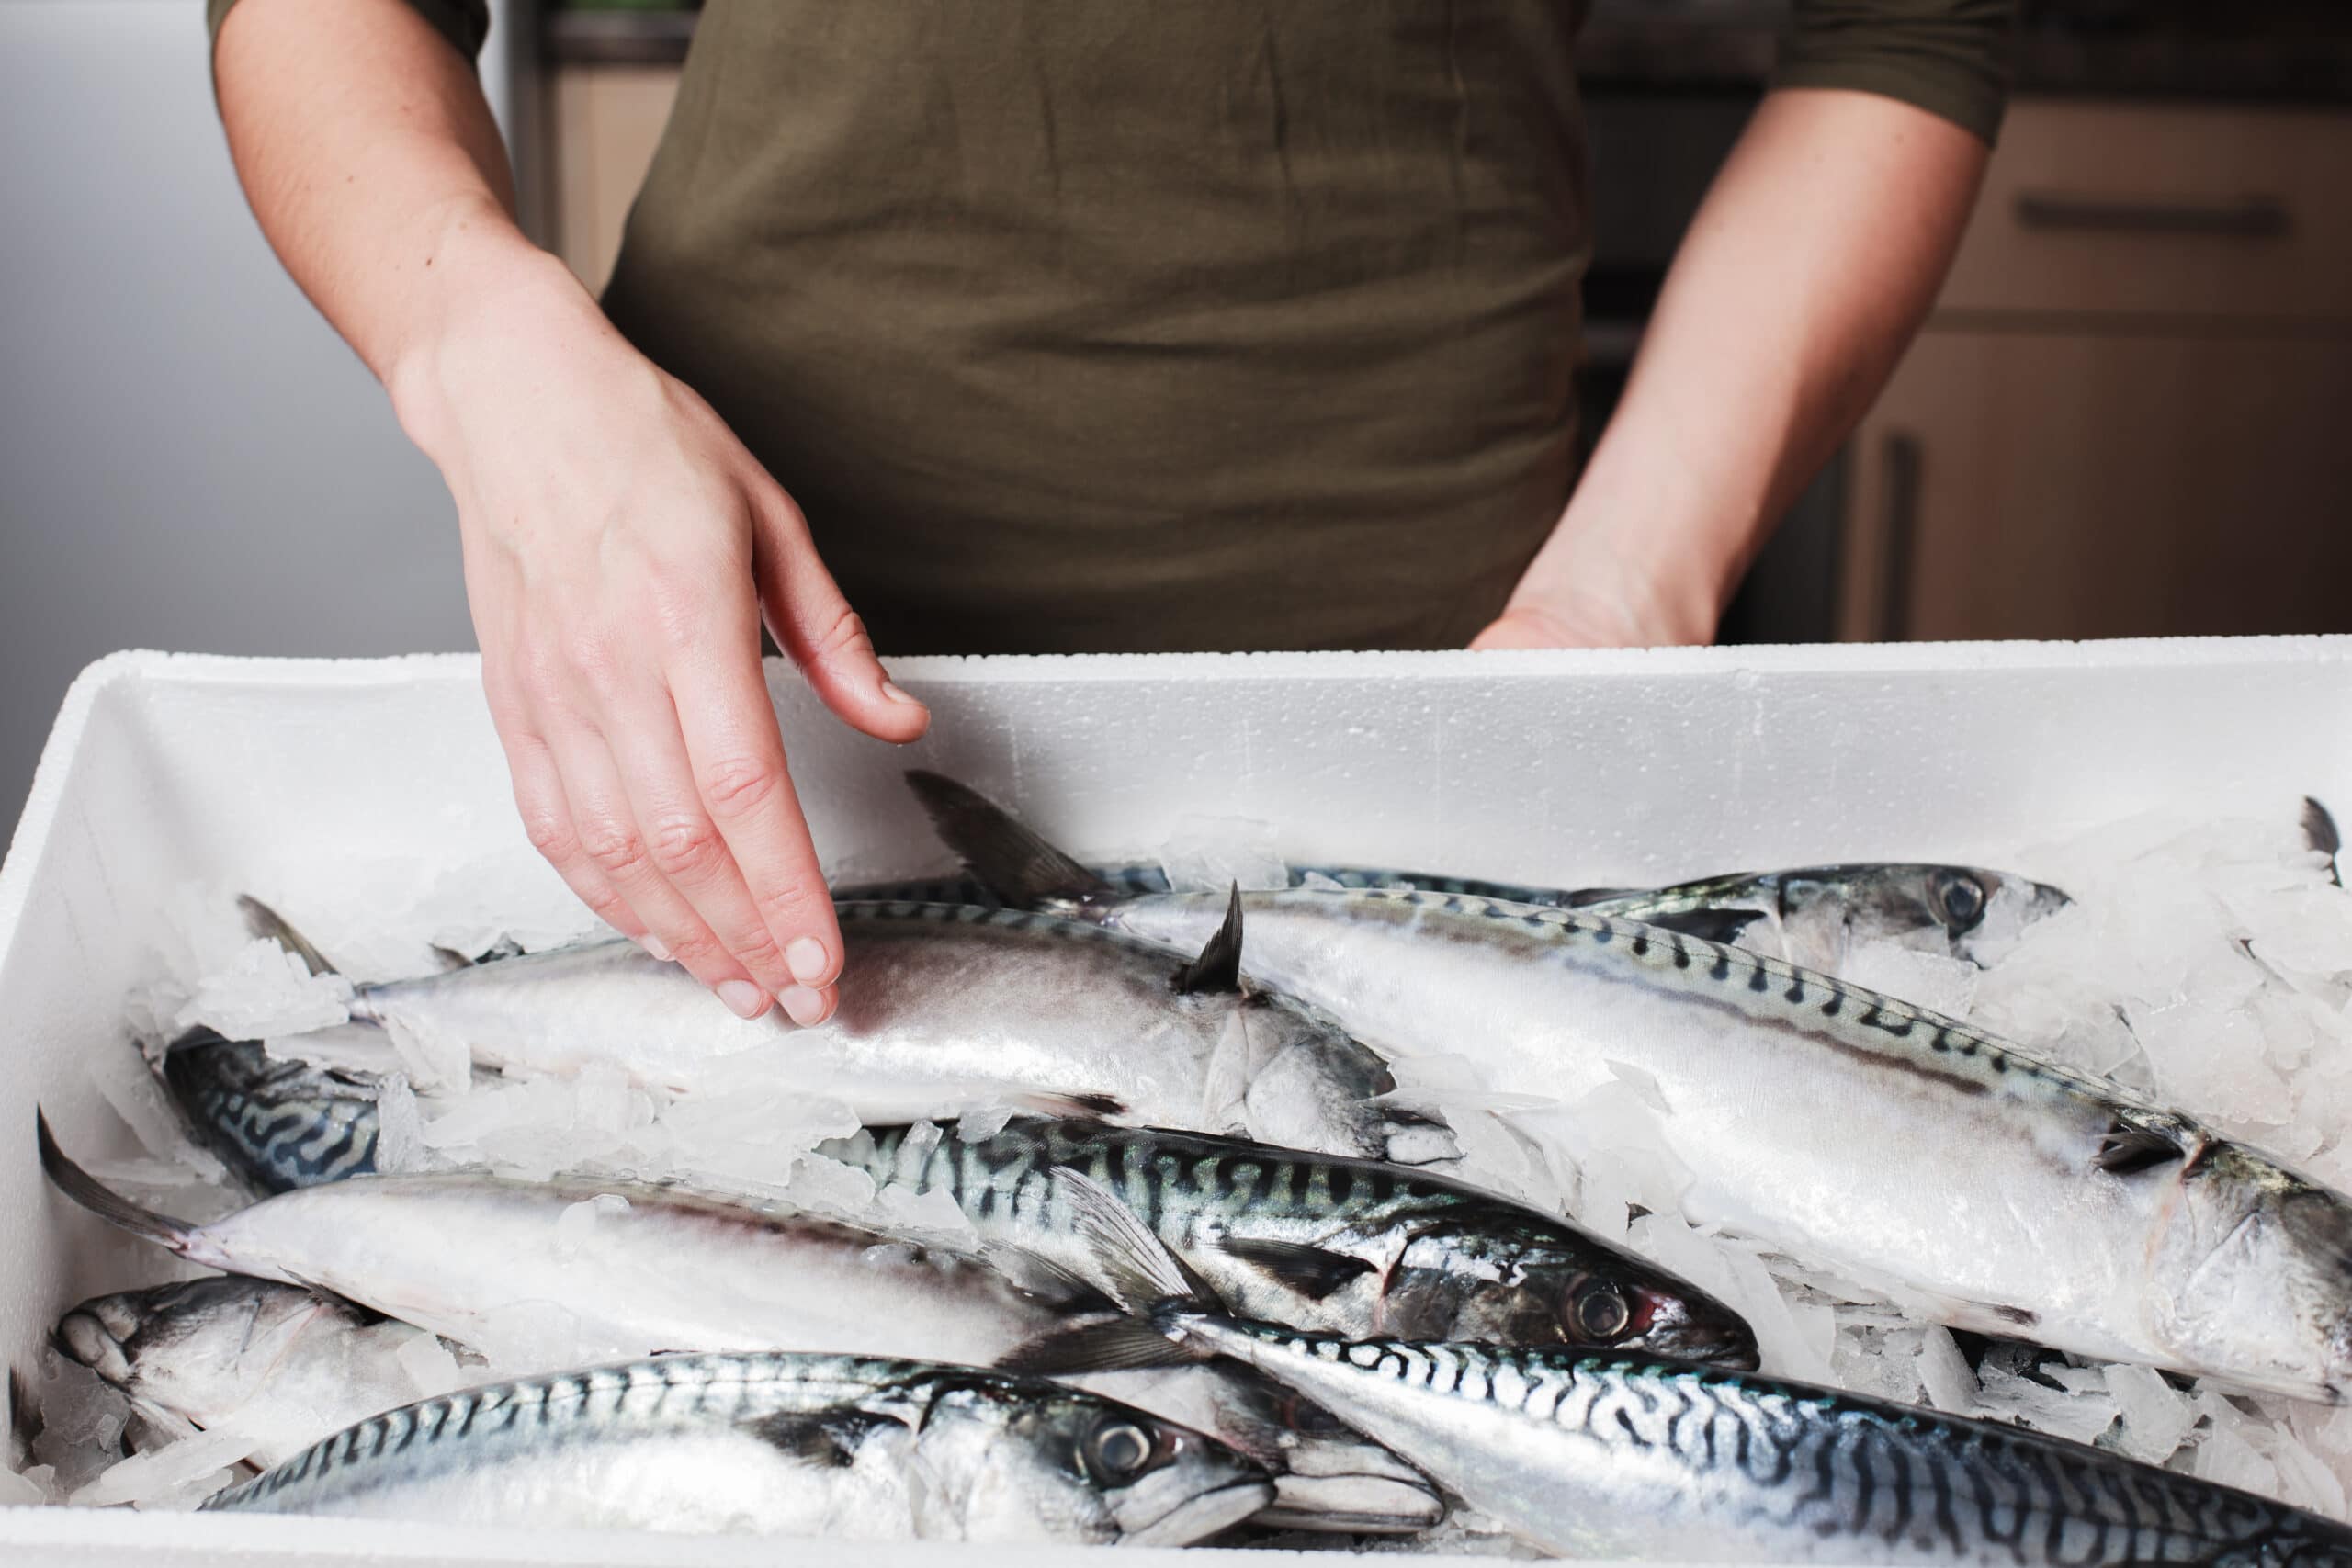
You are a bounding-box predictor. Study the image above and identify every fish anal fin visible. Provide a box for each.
[2094,1122,2187,1177]
[750,1408,906,1469]
[1171,885,1246,995]
[1216,1236,1376,1301]
[235,896,340,978]
[903,772,1112,908]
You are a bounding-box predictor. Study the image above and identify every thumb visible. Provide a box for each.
[752,492,931,744]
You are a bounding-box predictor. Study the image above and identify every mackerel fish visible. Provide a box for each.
[1018,1175,2352,1566]
[204,1351,1272,1545]
[38,1119,1440,1531]
[160,1029,388,1194]
[831,1118,1756,1365]
[914,773,2352,1404]
[246,897,1438,1163]
[840,858,2071,970]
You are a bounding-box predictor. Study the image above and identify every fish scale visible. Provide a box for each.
[1185,1321,2352,1566]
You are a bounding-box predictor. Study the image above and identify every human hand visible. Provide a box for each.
[390,254,927,1025]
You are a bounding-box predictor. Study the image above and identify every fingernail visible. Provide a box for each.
[786,936,831,985]
[780,984,832,1027]
[717,979,770,1020]
[881,680,924,708]
[641,934,673,963]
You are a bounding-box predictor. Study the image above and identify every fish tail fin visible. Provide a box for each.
[996,1168,1227,1376]
[903,772,1112,910]
[36,1111,198,1254]
[236,895,340,978]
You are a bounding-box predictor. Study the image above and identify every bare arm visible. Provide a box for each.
[1474,88,1990,649]
[215,0,927,1023]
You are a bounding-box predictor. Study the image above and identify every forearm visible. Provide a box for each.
[1497,87,1989,645]
[214,0,582,420]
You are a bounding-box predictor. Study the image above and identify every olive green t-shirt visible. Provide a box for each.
[213,0,2011,654]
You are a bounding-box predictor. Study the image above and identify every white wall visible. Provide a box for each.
[0,0,527,849]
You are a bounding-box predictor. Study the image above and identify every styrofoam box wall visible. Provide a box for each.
[4,640,2349,1565]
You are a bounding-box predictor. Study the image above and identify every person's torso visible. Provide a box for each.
[603,1,1592,653]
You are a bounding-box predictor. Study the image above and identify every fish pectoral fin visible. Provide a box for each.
[1626,908,1770,946]
[1215,1237,1377,1301]
[748,1408,908,1469]
[904,772,1112,908]
[1000,1314,1200,1375]
[1171,886,1247,996]
[2093,1120,2188,1176]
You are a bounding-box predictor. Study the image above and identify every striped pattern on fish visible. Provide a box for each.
[203,1352,1274,1545]
[838,1118,1757,1364]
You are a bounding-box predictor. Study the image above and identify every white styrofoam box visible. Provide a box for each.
[4,639,2349,1563]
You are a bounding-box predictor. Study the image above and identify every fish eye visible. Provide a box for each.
[1929,871,1987,932]
[1566,1280,1633,1342]
[1084,1418,1157,1483]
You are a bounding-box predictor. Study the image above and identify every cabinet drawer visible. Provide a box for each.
[1936,101,2352,322]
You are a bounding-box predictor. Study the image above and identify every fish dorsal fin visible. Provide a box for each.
[236,896,340,978]
[2304,796,2343,887]
[1630,908,1769,946]
[1562,886,1637,908]
[750,1407,906,1469]
[427,945,475,973]
[1215,1236,1375,1300]
[1171,886,1246,996]
[903,772,1112,908]
[2093,1120,2187,1176]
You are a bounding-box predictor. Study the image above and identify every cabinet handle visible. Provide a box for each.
[2013,191,2290,239]
[1879,433,1922,643]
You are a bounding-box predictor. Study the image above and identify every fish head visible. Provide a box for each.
[1136,1361,1444,1534]
[2146,1139,2352,1404]
[55,1277,343,1412]
[1383,1220,1759,1370]
[919,1379,1272,1545]
[1789,864,2071,967]
[1233,996,1460,1167]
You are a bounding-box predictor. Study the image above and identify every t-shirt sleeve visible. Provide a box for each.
[1773,0,2016,145]
[207,0,492,64]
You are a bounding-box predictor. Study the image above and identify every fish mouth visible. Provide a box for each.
[1116,1480,1278,1548]
[1254,1471,1446,1534]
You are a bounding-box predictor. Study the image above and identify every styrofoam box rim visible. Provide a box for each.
[6,637,2350,1566]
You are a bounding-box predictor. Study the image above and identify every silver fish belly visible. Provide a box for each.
[1093,887,2352,1403]
[835,1119,1756,1366]
[203,1353,1274,1546]
[340,902,1419,1160]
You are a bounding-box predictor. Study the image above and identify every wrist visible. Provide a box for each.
[380,209,600,457]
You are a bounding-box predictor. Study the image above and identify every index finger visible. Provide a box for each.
[668,636,844,1019]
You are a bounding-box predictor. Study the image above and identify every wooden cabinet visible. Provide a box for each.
[548,64,682,294]
[1838,101,2352,643]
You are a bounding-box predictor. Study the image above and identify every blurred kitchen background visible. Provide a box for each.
[3,0,2349,835]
